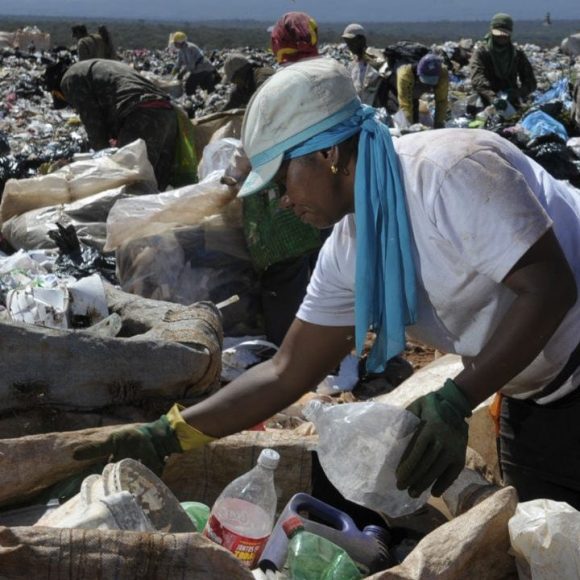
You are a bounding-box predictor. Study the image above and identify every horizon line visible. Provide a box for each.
[2,13,580,24]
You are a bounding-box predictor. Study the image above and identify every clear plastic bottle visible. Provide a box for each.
[283,515,362,580]
[303,400,430,518]
[203,448,280,568]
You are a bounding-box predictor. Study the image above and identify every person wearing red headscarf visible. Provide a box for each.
[270,11,319,65]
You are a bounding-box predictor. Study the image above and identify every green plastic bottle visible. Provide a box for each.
[283,516,362,580]
[180,501,210,532]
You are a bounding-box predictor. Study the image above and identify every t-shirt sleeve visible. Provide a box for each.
[296,221,356,327]
[432,148,552,282]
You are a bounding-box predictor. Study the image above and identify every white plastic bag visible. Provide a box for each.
[303,400,430,518]
[509,499,580,580]
[198,137,241,182]
[0,139,156,224]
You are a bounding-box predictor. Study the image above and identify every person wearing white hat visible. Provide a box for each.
[341,23,386,107]
[75,59,579,509]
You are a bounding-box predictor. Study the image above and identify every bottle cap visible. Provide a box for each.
[258,448,280,470]
[302,399,324,422]
[282,515,304,538]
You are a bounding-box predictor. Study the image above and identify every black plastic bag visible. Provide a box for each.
[48,223,118,284]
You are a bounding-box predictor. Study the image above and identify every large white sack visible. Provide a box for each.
[509,499,580,580]
[0,139,156,224]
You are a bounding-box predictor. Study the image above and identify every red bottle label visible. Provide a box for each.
[204,513,268,568]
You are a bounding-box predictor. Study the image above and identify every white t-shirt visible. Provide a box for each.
[297,129,580,402]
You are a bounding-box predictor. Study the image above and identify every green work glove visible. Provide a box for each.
[73,404,216,476]
[396,379,473,498]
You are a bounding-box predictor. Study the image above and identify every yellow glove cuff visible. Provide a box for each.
[165,403,217,451]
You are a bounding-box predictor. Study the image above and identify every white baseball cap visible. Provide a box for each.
[238,57,360,197]
[342,23,366,39]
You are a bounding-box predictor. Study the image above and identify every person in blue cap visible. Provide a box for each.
[396,53,449,128]
[74,58,579,509]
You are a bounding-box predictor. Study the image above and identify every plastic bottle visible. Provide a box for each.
[180,501,210,531]
[203,448,280,568]
[283,515,362,580]
[303,400,430,518]
[259,492,392,574]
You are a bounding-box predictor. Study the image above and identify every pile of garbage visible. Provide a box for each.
[2,35,580,195]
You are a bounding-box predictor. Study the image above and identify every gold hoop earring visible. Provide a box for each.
[331,164,339,175]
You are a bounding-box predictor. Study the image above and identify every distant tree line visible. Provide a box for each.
[0,15,578,51]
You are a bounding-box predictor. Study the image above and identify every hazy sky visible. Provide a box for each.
[2,0,580,22]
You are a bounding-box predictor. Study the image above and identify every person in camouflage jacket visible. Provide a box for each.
[58,59,196,190]
[470,13,536,108]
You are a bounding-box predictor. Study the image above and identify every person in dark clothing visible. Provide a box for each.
[72,24,117,61]
[221,53,274,111]
[470,13,537,108]
[50,59,197,190]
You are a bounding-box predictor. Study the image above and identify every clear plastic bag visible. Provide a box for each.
[303,400,430,518]
[104,175,237,252]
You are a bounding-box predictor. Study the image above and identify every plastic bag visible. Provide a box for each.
[520,110,569,143]
[525,135,580,186]
[0,139,156,224]
[49,223,117,284]
[509,499,580,580]
[104,176,236,252]
[532,78,573,109]
[242,187,322,270]
[198,137,240,182]
[1,184,140,252]
[116,224,262,335]
[303,401,430,518]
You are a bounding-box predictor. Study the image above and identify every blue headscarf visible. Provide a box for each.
[285,103,417,372]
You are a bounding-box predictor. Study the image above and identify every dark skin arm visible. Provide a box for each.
[186,230,574,434]
[454,228,577,407]
[182,320,355,437]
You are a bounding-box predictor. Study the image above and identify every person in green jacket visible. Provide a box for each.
[469,13,537,108]
[46,59,197,190]
[396,53,449,129]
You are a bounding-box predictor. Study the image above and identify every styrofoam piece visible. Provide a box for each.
[6,285,69,329]
[68,274,108,323]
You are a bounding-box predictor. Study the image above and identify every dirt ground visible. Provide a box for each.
[404,340,440,372]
